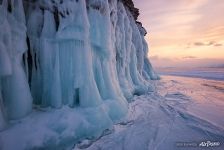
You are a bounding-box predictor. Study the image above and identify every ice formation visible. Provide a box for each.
[0,0,32,121]
[0,0,159,149]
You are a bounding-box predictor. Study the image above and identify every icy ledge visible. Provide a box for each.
[0,0,159,149]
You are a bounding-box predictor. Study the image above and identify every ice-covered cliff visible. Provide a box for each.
[0,0,159,149]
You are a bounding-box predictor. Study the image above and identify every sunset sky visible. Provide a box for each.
[133,0,224,68]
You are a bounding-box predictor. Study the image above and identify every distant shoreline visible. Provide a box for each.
[160,74,224,81]
[156,67,224,81]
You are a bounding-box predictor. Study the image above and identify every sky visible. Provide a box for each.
[133,0,224,68]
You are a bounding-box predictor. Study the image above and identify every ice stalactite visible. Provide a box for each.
[116,8,148,95]
[87,0,128,121]
[115,2,135,100]
[1,0,32,120]
[56,0,103,108]
[130,20,144,76]
[0,0,10,131]
[27,1,63,108]
[137,23,160,80]
[27,0,104,108]
[108,0,126,98]
[26,2,44,105]
[40,9,62,107]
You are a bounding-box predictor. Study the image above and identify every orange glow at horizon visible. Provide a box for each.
[133,0,224,67]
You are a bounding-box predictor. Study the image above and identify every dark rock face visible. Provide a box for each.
[136,21,147,36]
[122,0,147,36]
[122,0,139,20]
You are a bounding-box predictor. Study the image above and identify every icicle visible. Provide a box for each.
[39,9,62,107]
[55,0,103,108]
[115,2,135,99]
[50,43,62,108]
[0,0,10,130]
[87,0,128,122]
[26,4,44,105]
[137,24,160,80]
[1,0,32,120]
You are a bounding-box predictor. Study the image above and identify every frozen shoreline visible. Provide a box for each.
[75,75,224,150]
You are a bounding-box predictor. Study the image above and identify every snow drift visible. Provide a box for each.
[0,0,159,149]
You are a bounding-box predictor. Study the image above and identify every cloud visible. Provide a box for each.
[149,55,172,61]
[183,56,197,59]
[149,55,160,60]
[133,0,224,67]
[207,41,215,46]
[194,42,206,46]
[193,41,223,47]
[214,43,223,47]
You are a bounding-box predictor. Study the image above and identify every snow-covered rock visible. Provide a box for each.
[0,0,159,149]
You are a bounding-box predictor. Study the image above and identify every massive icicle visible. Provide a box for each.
[56,0,103,108]
[115,1,134,99]
[0,0,11,131]
[1,0,32,120]
[0,0,159,149]
[137,22,160,80]
[87,0,128,121]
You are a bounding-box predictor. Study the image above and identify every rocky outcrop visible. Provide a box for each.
[122,0,139,20]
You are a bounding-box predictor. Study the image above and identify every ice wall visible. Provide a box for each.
[0,0,159,148]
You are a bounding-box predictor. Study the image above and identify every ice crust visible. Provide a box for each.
[0,0,159,149]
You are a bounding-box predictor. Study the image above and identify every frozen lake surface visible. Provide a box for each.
[156,67,224,81]
[75,76,224,150]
